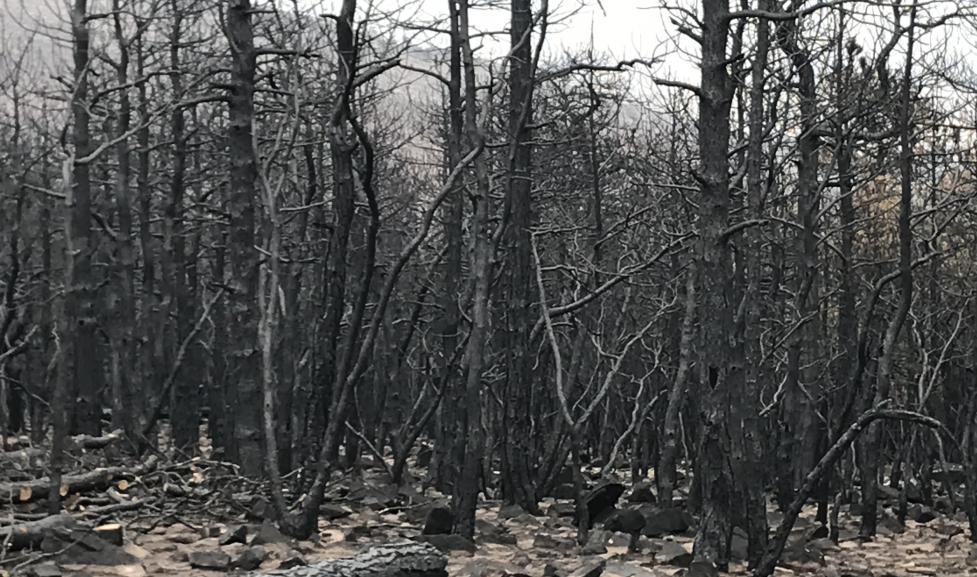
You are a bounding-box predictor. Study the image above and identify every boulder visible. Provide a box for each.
[655,541,692,567]
[187,550,231,571]
[908,504,937,524]
[219,524,247,546]
[684,561,719,577]
[233,545,267,570]
[417,533,477,553]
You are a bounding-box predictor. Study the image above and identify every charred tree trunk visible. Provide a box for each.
[225,0,262,475]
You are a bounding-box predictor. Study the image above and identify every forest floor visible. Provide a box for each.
[3,439,976,577]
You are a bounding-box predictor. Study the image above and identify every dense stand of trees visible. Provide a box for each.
[2,0,977,574]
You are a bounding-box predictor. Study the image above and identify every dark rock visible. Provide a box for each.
[628,482,656,504]
[655,541,692,567]
[200,526,222,538]
[320,503,352,521]
[279,554,308,569]
[534,533,571,550]
[878,485,900,503]
[251,522,291,545]
[604,561,662,577]
[476,518,518,545]
[41,528,136,566]
[877,514,905,536]
[247,498,273,521]
[684,561,719,577]
[417,534,477,553]
[499,504,526,520]
[233,545,267,570]
[461,560,528,577]
[219,524,248,546]
[908,504,937,524]
[188,550,231,571]
[640,506,693,537]
[423,505,454,535]
[568,560,605,577]
[581,483,626,528]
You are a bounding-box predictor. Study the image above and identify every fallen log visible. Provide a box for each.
[252,541,447,577]
[0,430,124,466]
[0,455,157,503]
[0,514,79,551]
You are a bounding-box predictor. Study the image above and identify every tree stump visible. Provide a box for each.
[251,541,447,577]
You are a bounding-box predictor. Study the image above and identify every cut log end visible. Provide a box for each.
[95,523,125,546]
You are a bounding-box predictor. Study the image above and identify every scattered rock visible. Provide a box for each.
[534,533,572,550]
[423,505,454,535]
[499,504,527,520]
[604,561,663,577]
[219,524,248,546]
[247,498,273,521]
[233,545,267,570]
[628,482,656,504]
[320,503,352,521]
[510,552,532,567]
[187,550,231,571]
[878,514,905,536]
[278,554,308,569]
[655,540,692,567]
[908,504,937,524]
[568,560,606,577]
[640,506,693,537]
[461,560,527,577]
[250,522,290,546]
[417,533,477,553]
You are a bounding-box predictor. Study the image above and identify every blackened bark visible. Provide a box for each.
[501,0,539,514]
[67,0,101,437]
[859,4,916,538]
[692,0,737,567]
[225,0,262,475]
